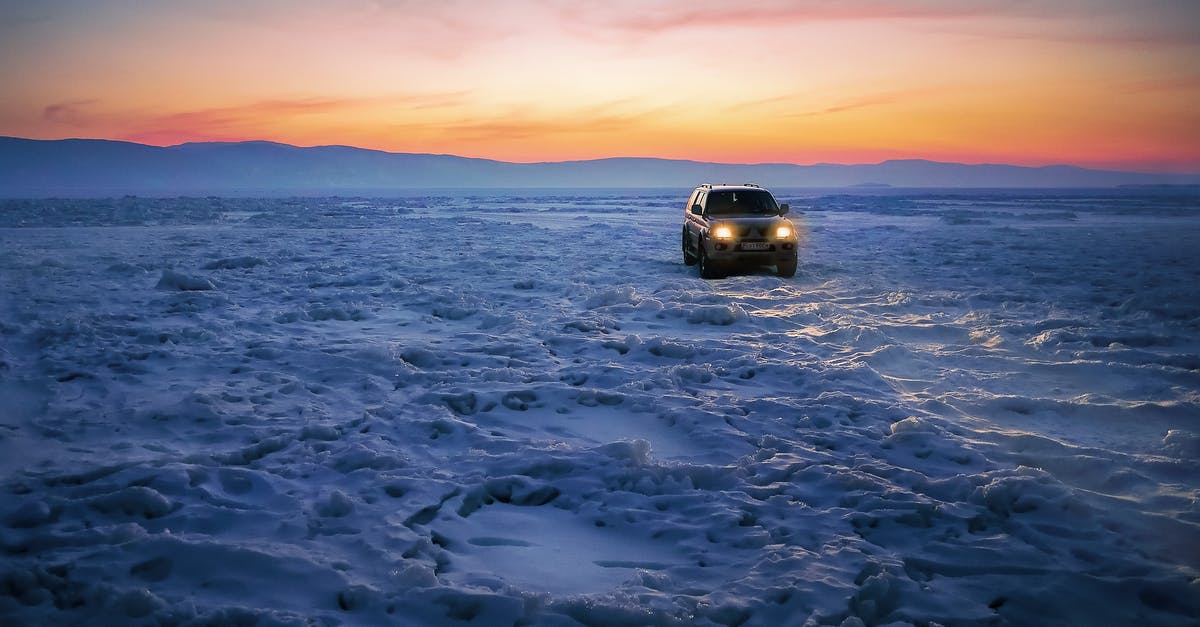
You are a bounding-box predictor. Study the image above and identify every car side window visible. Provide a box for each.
[686,190,699,213]
[695,191,706,216]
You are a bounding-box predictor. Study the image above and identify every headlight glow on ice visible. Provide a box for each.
[713,225,734,240]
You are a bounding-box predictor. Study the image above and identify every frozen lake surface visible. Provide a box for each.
[1,189,1198,625]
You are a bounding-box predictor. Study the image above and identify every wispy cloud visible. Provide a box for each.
[793,86,957,118]
[413,101,672,144]
[116,98,369,145]
[796,93,910,117]
[42,99,99,125]
[584,0,999,34]
[1117,75,1200,94]
[111,93,470,145]
[568,0,1198,50]
[725,87,943,118]
[723,94,796,114]
[950,23,1200,49]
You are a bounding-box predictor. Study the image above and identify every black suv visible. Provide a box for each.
[682,184,798,278]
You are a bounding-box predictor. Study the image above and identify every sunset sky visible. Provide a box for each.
[2,0,1198,172]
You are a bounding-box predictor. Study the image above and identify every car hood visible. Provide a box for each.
[712,215,788,227]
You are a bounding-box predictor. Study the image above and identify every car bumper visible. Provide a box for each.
[706,240,797,261]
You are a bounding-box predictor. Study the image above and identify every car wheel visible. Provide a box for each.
[698,242,722,279]
[777,257,797,278]
[682,228,697,266]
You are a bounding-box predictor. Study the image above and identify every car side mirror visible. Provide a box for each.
[778,203,790,215]
[691,203,703,216]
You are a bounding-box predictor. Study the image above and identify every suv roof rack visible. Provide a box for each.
[697,183,762,189]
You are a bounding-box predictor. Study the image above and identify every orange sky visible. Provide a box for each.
[2,0,1198,172]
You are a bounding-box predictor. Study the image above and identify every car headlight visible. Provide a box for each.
[775,225,793,239]
[713,225,734,240]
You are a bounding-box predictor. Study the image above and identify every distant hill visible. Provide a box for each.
[1,136,1197,196]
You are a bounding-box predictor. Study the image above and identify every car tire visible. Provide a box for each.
[682,228,697,266]
[698,242,722,279]
[777,257,797,278]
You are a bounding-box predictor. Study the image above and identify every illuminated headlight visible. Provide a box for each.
[713,225,734,240]
[775,225,793,239]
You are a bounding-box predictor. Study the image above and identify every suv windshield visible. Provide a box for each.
[705,190,779,216]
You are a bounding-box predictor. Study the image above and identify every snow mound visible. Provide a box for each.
[155,269,215,291]
[1162,430,1200,457]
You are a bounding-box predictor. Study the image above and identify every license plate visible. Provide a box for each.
[740,242,770,251]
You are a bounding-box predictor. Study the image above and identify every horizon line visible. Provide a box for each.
[4,135,1198,177]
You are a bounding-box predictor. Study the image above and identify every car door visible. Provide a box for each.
[685,190,706,252]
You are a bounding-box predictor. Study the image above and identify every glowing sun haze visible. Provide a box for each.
[2,0,1198,172]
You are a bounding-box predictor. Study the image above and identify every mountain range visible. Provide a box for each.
[2,136,1197,196]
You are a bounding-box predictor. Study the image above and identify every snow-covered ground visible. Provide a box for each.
[1,190,1198,626]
